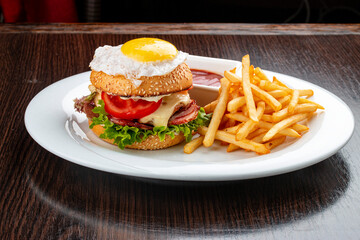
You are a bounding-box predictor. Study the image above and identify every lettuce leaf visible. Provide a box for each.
[90,100,212,149]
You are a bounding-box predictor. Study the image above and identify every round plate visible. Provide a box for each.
[24,56,355,181]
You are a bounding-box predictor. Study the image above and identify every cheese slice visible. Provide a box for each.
[139,92,191,127]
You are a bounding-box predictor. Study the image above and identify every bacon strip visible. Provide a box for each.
[109,117,153,130]
[168,100,200,125]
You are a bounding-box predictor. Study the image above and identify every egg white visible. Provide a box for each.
[89,45,188,81]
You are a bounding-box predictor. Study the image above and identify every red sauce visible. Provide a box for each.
[191,69,222,87]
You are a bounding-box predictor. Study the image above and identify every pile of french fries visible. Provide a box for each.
[184,54,324,154]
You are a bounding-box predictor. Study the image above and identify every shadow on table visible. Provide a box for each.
[27,152,350,238]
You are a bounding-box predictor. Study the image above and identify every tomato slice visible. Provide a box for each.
[101,92,162,120]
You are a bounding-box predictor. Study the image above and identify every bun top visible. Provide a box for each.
[90,63,193,97]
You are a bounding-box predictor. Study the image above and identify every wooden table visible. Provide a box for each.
[1,23,359,239]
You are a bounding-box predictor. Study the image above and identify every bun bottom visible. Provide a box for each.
[89,120,185,150]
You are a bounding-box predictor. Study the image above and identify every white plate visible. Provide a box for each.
[25,55,355,181]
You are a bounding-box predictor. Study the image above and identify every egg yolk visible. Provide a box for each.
[121,38,178,62]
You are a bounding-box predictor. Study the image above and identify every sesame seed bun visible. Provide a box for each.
[90,63,192,97]
[89,120,185,150]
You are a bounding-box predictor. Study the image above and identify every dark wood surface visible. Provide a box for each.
[0,24,359,239]
[2,23,360,35]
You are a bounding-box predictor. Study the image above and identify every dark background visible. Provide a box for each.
[75,0,360,23]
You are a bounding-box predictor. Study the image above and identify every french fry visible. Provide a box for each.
[247,128,268,140]
[227,113,301,138]
[272,103,318,122]
[251,132,283,143]
[235,102,265,140]
[251,75,262,84]
[259,80,267,88]
[259,80,293,94]
[235,120,255,141]
[250,132,267,143]
[227,96,246,112]
[288,89,300,113]
[224,70,242,83]
[291,124,309,133]
[292,103,318,113]
[261,114,273,122]
[253,95,262,102]
[277,128,300,138]
[249,125,260,134]
[226,112,249,122]
[258,121,301,138]
[184,136,204,154]
[199,127,270,154]
[203,78,231,147]
[254,67,270,81]
[241,105,248,117]
[242,55,258,122]
[249,65,254,76]
[263,113,309,142]
[273,76,289,88]
[185,54,323,155]
[264,95,291,114]
[267,89,289,98]
[204,99,219,113]
[251,84,282,111]
[265,136,286,150]
[279,95,292,105]
[271,108,288,122]
[298,98,324,109]
[299,89,314,97]
[229,88,241,100]
[227,144,240,152]
[223,124,243,134]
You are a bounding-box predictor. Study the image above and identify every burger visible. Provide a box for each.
[74,38,210,150]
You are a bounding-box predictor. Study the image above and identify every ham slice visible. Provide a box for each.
[168,100,199,125]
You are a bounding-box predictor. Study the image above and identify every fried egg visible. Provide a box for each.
[89,38,188,82]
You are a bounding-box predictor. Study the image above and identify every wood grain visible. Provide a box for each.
[0,25,359,239]
[1,23,359,35]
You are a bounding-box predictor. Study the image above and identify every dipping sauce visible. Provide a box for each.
[191,69,223,87]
